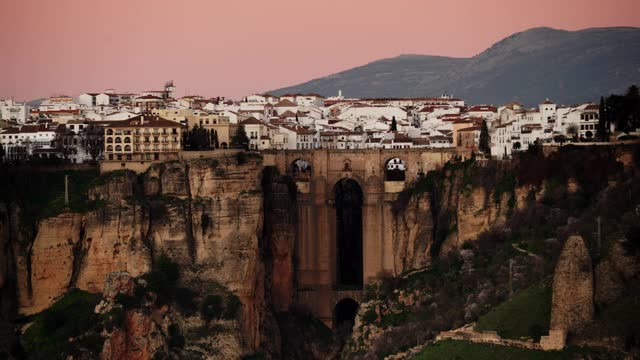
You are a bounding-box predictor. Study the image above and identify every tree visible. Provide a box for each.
[567,124,579,140]
[513,141,521,151]
[54,126,75,162]
[390,116,398,132]
[624,85,640,133]
[211,129,219,149]
[596,96,609,141]
[479,119,491,157]
[0,144,5,163]
[231,125,249,150]
[585,130,593,140]
[606,85,640,134]
[82,123,104,161]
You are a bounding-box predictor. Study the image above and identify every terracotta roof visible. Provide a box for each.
[412,138,431,145]
[467,105,497,112]
[458,125,482,132]
[541,99,555,105]
[240,117,264,125]
[279,110,297,117]
[274,99,297,107]
[280,124,314,135]
[135,95,163,100]
[104,115,181,128]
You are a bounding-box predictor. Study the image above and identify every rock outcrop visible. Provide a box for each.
[550,235,594,334]
[13,156,270,356]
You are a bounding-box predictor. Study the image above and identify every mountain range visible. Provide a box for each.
[270,27,640,106]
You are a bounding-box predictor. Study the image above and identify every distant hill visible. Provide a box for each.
[271,27,640,106]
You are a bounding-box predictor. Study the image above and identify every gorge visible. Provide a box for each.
[0,144,639,359]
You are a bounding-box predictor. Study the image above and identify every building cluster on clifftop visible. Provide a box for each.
[0,82,635,164]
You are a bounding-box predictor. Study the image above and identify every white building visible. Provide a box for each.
[0,99,28,124]
[0,124,57,161]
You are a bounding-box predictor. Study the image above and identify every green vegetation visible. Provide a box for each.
[0,168,100,241]
[412,340,585,360]
[235,151,248,165]
[476,286,551,341]
[22,289,103,360]
[200,293,242,321]
[479,119,491,157]
[231,124,249,149]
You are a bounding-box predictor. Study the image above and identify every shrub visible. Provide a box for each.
[223,295,242,319]
[168,324,185,349]
[22,289,103,359]
[235,151,248,165]
[361,307,378,325]
[175,287,199,314]
[201,295,224,321]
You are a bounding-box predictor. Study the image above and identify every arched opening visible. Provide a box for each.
[291,158,311,181]
[220,142,228,149]
[124,137,131,143]
[334,298,359,332]
[334,178,363,287]
[124,145,131,151]
[115,145,122,152]
[385,157,406,181]
[106,129,113,135]
[107,145,113,151]
[106,137,113,143]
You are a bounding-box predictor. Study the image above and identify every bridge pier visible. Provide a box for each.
[268,148,457,327]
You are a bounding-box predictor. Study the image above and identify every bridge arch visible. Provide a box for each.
[290,158,312,181]
[384,157,406,181]
[334,297,359,331]
[334,178,363,287]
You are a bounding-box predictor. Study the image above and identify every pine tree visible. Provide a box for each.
[390,116,397,132]
[597,96,608,141]
[212,130,219,149]
[479,119,491,157]
[231,125,250,150]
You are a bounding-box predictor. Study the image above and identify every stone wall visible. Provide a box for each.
[549,235,594,334]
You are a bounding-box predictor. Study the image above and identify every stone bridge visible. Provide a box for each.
[262,149,462,327]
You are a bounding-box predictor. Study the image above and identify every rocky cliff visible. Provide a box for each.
[0,155,281,359]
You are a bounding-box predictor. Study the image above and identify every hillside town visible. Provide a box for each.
[0,81,637,164]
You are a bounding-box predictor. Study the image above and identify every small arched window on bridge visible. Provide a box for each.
[385,158,406,181]
[343,161,351,172]
[291,159,311,181]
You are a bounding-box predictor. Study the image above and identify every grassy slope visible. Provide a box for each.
[22,289,103,359]
[413,340,581,360]
[475,286,551,341]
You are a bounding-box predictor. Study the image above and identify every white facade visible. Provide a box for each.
[0,99,28,124]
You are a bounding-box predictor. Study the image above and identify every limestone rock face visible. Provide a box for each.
[550,235,594,333]
[594,241,640,306]
[101,309,168,360]
[392,193,433,271]
[102,272,135,301]
[76,204,152,293]
[88,171,137,203]
[263,180,296,312]
[26,213,83,314]
[17,157,270,355]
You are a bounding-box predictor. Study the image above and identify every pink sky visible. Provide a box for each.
[1,0,639,101]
